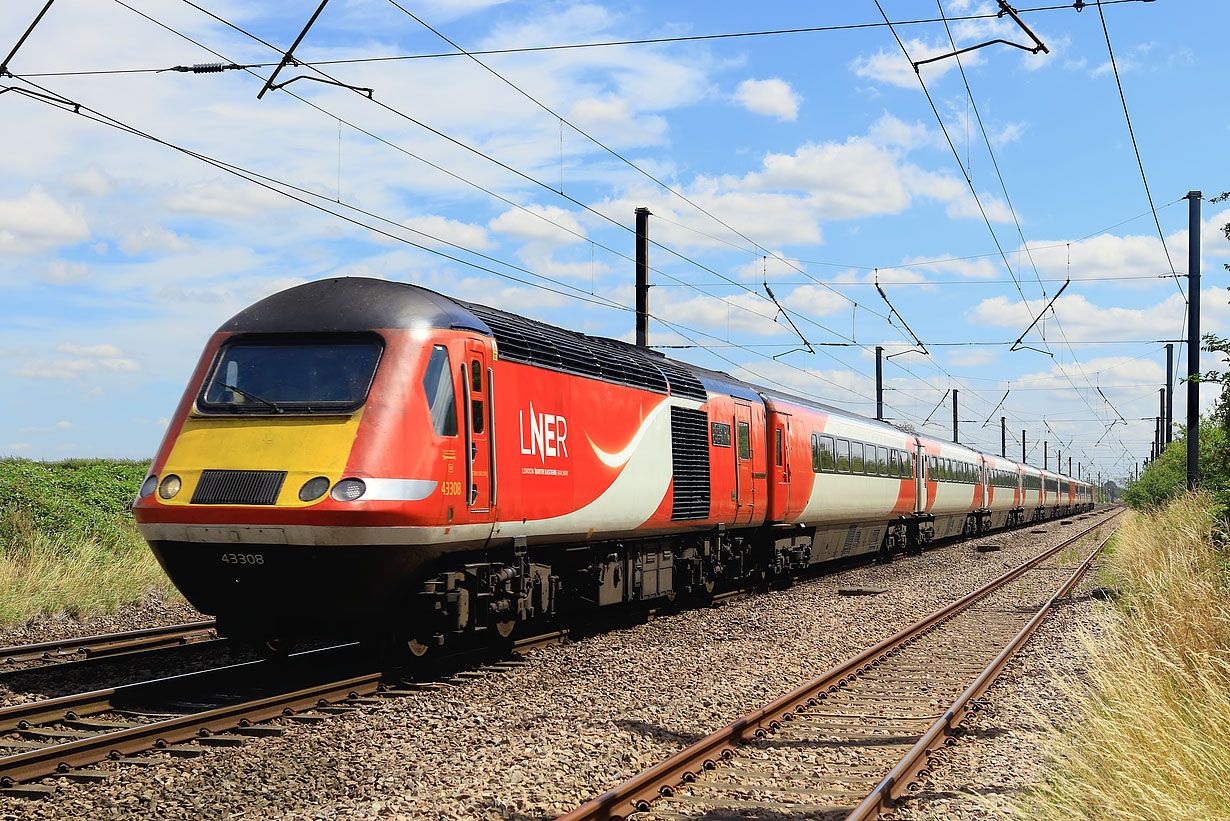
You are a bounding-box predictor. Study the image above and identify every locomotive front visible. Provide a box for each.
[132,278,492,644]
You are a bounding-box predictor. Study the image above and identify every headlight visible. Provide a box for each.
[139,475,159,498]
[299,476,330,502]
[330,478,366,501]
[158,474,182,499]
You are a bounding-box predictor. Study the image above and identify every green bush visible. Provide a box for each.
[1123,423,1230,519]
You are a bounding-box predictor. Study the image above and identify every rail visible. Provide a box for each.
[1,621,217,665]
[556,508,1121,820]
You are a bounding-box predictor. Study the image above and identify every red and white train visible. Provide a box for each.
[132,277,1094,651]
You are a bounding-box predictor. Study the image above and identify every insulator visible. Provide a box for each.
[192,63,226,73]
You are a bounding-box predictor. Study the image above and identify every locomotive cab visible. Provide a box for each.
[132,278,497,644]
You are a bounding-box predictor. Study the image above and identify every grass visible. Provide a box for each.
[0,458,180,626]
[1021,492,1230,820]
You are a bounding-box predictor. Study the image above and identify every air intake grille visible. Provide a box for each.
[670,407,711,521]
[460,300,707,401]
[191,469,287,505]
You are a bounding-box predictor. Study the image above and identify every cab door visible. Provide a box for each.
[462,343,493,513]
[733,401,755,524]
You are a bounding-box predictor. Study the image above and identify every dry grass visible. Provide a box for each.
[0,507,178,626]
[1023,493,1230,820]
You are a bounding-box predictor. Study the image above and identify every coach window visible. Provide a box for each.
[737,421,751,460]
[421,345,458,437]
[851,442,864,473]
[775,428,783,467]
[888,450,900,477]
[877,446,888,476]
[819,436,836,471]
[836,439,851,473]
[811,434,820,472]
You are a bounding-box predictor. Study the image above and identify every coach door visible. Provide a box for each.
[771,413,791,519]
[462,343,493,513]
[733,401,755,524]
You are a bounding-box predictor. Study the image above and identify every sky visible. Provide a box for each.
[1,0,1227,484]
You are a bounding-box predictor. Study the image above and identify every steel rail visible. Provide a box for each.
[847,525,1117,819]
[0,621,217,664]
[0,655,272,733]
[556,508,1121,821]
[0,645,378,786]
[0,672,381,786]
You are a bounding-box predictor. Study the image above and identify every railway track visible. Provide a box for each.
[558,508,1121,821]
[0,621,218,666]
[0,643,392,797]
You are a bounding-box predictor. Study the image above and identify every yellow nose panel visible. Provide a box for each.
[158,410,364,507]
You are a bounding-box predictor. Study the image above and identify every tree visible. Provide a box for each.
[1124,191,1230,515]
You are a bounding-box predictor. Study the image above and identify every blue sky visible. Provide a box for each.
[1,0,1226,484]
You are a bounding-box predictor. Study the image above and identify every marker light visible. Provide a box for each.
[139,475,159,498]
[158,475,182,499]
[330,478,366,501]
[299,476,330,502]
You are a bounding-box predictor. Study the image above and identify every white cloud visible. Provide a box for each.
[948,349,999,368]
[401,215,495,251]
[39,260,90,285]
[119,226,193,256]
[783,284,851,317]
[58,343,123,357]
[967,292,1189,340]
[0,186,91,255]
[659,290,791,338]
[4,443,33,453]
[15,343,140,379]
[62,168,115,197]
[733,78,801,122]
[163,180,287,220]
[18,420,75,434]
[489,205,587,246]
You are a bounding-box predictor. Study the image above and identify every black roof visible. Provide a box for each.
[218,278,488,335]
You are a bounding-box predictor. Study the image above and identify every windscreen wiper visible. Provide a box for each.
[217,381,283,413]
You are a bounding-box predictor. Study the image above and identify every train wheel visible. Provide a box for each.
[406,637,432,657]
[494,619,516,639]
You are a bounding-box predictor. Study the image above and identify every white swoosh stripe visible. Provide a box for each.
[587,399,669,468]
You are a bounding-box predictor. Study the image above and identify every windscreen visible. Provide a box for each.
[199,335,383,413]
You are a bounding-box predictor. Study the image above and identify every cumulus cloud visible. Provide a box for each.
[489,205,587,247]
[967,292,1188,341]
[783,284,851,317]
[401,215,495,251]
[733,78,801,121]
[119,226,193,256]
[948,348,999,368]
[38,260,90,285]
[61,168,115,197]
[0,186,90,255]
[18,420,75,434]
[658,290,791,338]
[15,343,140,379]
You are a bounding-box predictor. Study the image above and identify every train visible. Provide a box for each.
[132,277,1095,653]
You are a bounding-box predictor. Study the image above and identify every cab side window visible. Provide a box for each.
[421,345,458,437]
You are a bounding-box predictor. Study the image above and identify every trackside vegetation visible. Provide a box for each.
[1023,493,1230,820]
[0,458,179,625]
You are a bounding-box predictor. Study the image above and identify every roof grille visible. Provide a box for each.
[670,407,711,521]
[191,469,286,505]
[460,301,706,400]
